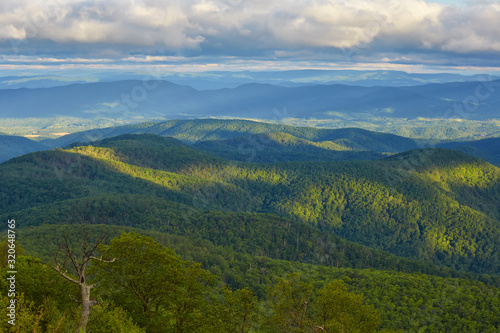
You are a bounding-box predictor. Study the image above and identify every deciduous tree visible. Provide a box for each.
[51,233,114,333]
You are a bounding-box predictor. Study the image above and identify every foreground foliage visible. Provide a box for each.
[2,227,499,332]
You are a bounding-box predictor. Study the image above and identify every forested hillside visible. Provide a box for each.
[0,135,46,163]
[438,137,500,167]
[193,132,387,162]
[42,118,424,150]
[1,133,499,332]
[4,119,500,166]
[2,134,500,274]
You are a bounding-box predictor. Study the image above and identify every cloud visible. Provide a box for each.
[0,0,499,68]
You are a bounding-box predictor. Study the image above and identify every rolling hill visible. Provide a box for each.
[192,132,386,162]
[438,137,500,167]
[2,134,499,276]
[0,134,47,163]
[43,119,424,150]
[3,118,500,170]
[1,119,425,163]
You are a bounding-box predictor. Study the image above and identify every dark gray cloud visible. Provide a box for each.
[1,0,499,70]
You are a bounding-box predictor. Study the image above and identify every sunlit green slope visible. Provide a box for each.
[1,134,499,275]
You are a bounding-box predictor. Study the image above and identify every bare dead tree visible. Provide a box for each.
[51,232,115,333]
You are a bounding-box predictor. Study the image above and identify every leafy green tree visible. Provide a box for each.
[0,293,41,333]
[0,238,24,268]
[86,301,146,333]
[263,273,313,333]
[312,280,380,333]
[0,241,79,332]
[94,232,216,333]
[214,287,259,333]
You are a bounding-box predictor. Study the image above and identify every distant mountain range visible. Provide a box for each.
[1,70,498,89]
[1,78,500,121]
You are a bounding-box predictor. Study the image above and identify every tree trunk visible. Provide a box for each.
[76,284,93,333]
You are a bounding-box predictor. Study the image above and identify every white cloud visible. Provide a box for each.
[0,0,499,66]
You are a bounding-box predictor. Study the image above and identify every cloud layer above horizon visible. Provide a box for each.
[1,0,499,71]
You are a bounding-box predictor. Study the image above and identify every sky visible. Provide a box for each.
[1,0,500,74]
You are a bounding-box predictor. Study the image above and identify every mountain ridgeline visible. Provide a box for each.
[1,119,426,163]
[2,70,498,89]
[0,135,47,163]
[42,119,426,149]
[3,119,500,166]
